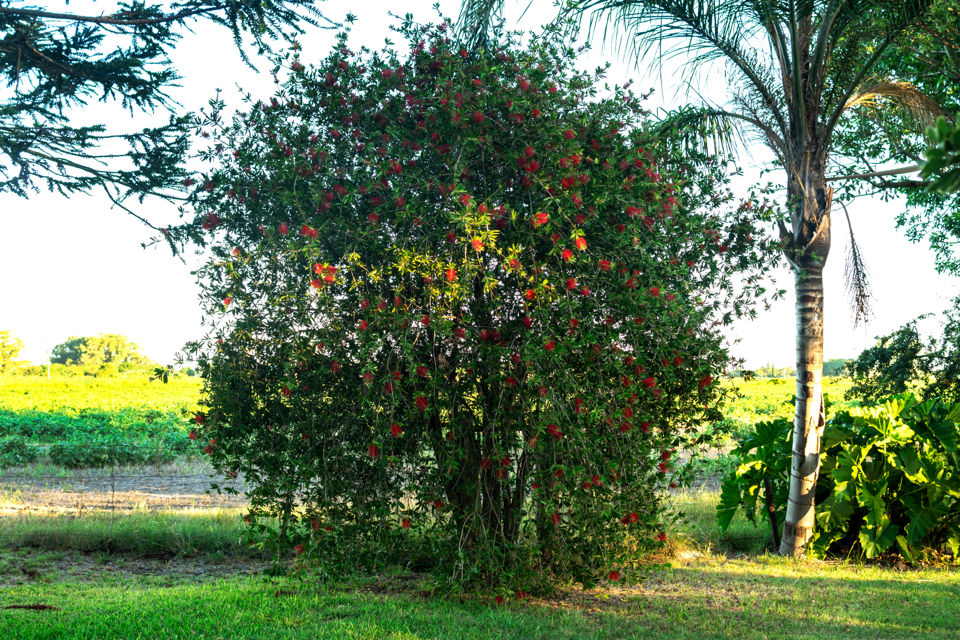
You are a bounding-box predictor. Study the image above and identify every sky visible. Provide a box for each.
[0,0,956,368]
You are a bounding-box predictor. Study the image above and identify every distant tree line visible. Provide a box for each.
[0,331,195,378]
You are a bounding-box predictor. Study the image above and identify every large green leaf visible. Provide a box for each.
[860,479,889,529]
[929,419,959,453]
[833,444,871,502]
[903,496,950,546]
[716,475,742,532]
[859,515,899,559]
[815,493,855,531]
[883,394,915,420]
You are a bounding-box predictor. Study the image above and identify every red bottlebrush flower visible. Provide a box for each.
[415,365,429,379]
[204,445,214,455]
[562,249,573,262]
[415,395,429,411]
[599,260,611,271]
[473,111,484,123]
[665,294,676,302]
[592,474,602,486]
[574,397,586,414]
[524,289,536,301]
[446,268,457,282]
[390,423,403,438]
[459,194,472,206]
[388,161,402,175]
[358,320,369,330]
[606,316,615,326]
[188,429,198,440]
[566,278,577,290]
[301,433,309,441]
[471,237,484,251]
[564,129,576,139]
[531,483,541,490]
[524,146,535,158]
[524,316,534,329]
[574,237,587,251]
[554,468,564,479]
[277,223,289,236]
[331,361,341,374]
[401,519,411,529]
[658,462,668,473]
[183,178,195,187]
[569,318,579,330]
[551,513,561,525]
[619,422,632,433]
[509,258,521,270]
[421,315,430,327]
[661,450,672,461]
[393,296,403,308]
[516,591,527,600]
[629,512,640,523]
[361,299,370,310]
[642,378,656,389]
[649,287,660,297]
[446,232,457,244]
[505,376,517,388]
[687,260,695,268]
[223,296,232,307]
[511,352,522,365]
[634,316,644,325]
[624,356,634,366]
[301,225,317,237]
[294,544,305,555]
[383,381,395,394]
[282,386,292,398]
[545,340,556,352]
[368,213,380,226]
[641,422,651,433]
[532,212,549,227]
[532,108,541,118]
[581,287,590,296]
[363,372,373,385]
[623,407,634,418]
[699,375,714,389]
[433,499,444,509]
[547,424,562,440]
[670,482,678,489]
[391,370,401,381]
[310,519,321,531]
[310,279,321,289]
[480,457,493,470]
[381,69,392,79]
[673,356,684,366]
[662,358,670,367]
[497,468,508,479]
[657,533,667,542]
[608,571,620,582]
[495,596,504,605]
[368,444,380,458]
[194,414,206,425]
[719,245,728,253]
[525,160,541,172]
[455,327,467,339]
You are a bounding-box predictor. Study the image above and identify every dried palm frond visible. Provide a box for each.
[840,201,873,328]
[844,78,947,130]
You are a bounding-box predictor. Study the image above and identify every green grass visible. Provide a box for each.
[0,556,957,639]
[1,490,957,639]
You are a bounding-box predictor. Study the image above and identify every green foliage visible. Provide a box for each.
[51,334,152,368]
[0,330,25,375]
[921,116,960,194]
[823,358,851,376]
[0,1,336,217]
[845,295,960,404]
[719,393,960,559]
[0,436,39,467]
[181,16,782,592]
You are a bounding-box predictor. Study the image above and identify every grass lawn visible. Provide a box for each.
[1,490,957,640]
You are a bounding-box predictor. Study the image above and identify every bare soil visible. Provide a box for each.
[0,460,249,514]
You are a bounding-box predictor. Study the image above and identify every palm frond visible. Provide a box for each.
[843,78,947,130]
[840,201,873,327]
[573,0,791,139]
[650,105,753,157]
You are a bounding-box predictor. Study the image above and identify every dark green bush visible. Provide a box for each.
[46,437,169,468]
[718,394,960,560]
[0,436,40,467]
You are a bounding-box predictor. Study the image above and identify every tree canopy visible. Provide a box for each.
[0,1,335,225]
[0,330,25,374]
[51,334,152,367]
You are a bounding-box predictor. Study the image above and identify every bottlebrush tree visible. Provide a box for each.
[177,16,781,592]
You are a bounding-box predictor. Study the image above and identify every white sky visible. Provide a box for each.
[0,0,956,368]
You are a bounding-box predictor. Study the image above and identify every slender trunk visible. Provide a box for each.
[779,169,831,556]
[780,261,827,554]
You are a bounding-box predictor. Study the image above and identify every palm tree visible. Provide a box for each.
[459,0,943,555]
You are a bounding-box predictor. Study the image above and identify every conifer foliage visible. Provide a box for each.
[183,16,780,591]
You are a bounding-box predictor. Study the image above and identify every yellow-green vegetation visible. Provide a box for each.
[720,377,855,432]
[0,376,202,417]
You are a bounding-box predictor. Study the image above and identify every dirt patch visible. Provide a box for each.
[0,463,250,514]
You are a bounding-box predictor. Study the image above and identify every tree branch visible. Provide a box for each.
[0,6,220,27]
[825,164,921,182]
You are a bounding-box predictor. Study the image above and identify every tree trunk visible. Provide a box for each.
[779,178,832,556]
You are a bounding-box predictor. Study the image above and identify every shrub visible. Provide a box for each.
[178,16,780,591]
[718,394,960,560]
[0,436,40,467]
[47,436,170,468]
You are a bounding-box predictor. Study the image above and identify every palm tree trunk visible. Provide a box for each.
[779,263,827,555]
